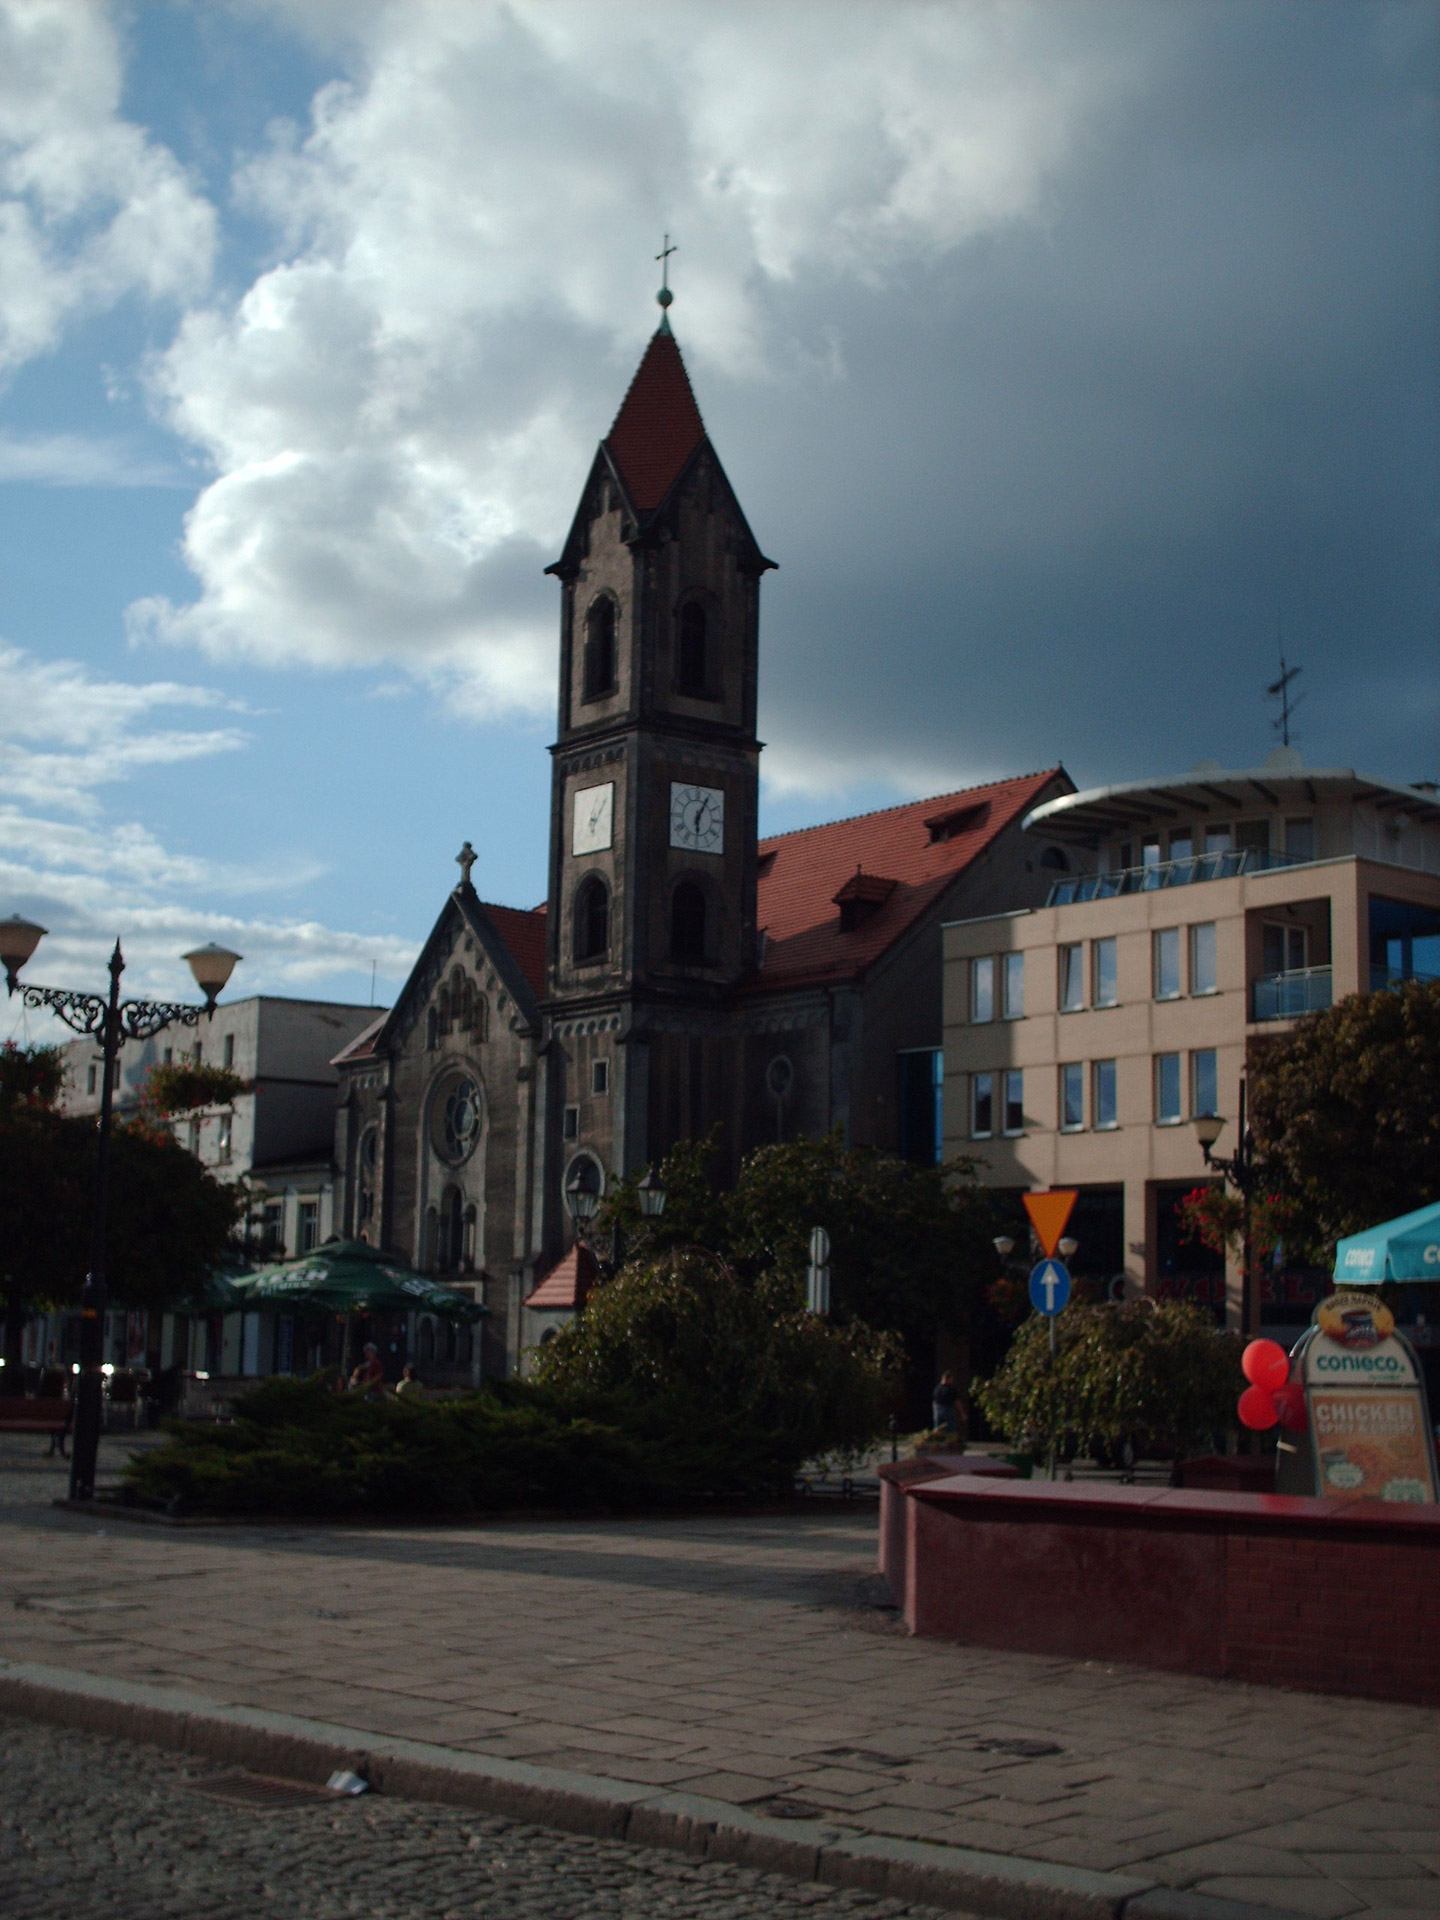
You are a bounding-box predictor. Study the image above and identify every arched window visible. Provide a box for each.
[357,1127,378,1233]
[462,1204,477,1271]
[1040,846,1070,872]
[677,603,707,696]
[671,881,707,963]
[439,1187,464,1272]
[583,598,617,701]
[574,876,609,962]
[426,1006,438,1051]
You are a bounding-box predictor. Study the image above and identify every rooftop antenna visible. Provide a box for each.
[655,233,676,332]
[1266,618,1304,748]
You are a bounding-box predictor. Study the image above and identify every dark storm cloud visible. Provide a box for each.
[723,1,1438,798]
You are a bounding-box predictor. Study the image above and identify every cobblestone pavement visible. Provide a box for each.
[0,1715,943,1920]
[1,1435,1437,1919]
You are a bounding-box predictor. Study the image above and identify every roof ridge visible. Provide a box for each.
[758,768,1062,847]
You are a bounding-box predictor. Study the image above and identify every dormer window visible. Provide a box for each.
[833,869,897,932]
[925,801,989,844]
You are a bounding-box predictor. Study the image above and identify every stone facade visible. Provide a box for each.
[333,316,1075,1374]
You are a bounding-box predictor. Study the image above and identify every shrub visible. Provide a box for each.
[973,1300,1241,1465]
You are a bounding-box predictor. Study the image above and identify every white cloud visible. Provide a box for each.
[0,429,180,486]
[0,641,415,1025]
[130,1,1138,719]
[0,0,215,375]
[0,642,248,814]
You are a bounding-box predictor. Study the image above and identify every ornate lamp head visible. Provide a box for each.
[183,943,242,1011]
[0,915,47,992]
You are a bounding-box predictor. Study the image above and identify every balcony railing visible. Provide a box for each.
[1253,966,1332,1022]
[1047,847,1300,907]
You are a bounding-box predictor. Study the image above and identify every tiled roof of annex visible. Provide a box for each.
[750,768,1066,994]
[523,1243,598,1311]
[604,327,706,512]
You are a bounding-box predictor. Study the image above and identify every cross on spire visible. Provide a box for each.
[455,841,477,888]
[655,233,676,330]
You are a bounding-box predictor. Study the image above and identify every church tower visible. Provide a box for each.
[542,276,776,1192]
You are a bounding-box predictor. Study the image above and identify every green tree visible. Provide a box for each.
[974,1300,1241,1469]
[0,1042,243,1377]
[599,1129,997,1408]
[533,1247,900,1489]
[1248,979,1440,1262]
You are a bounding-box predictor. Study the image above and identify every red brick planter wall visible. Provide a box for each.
[900,1475,1440,1707]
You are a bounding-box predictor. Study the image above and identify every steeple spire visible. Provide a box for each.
[655,233,676,334]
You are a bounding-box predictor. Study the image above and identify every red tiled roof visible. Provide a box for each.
[485,901,547,1000]
[605,329,706,512]
[752,770,1066,993]
[524,1243,598,1311]
[331,1012,387,1067]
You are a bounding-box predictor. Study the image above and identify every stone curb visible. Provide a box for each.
[0,1659,1315,1920]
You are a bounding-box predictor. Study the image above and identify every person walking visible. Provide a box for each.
[932,1369,962,1434]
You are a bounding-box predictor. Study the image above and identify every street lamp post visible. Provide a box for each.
[0,917,240,1501]
[1192,1080,1258,1340]
[563,1164,666,1278]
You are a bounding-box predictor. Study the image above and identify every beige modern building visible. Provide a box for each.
[941,753,1440,1331]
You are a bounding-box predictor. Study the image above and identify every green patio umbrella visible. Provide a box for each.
[230,1241,486,1322]
[175,1266,248,1312]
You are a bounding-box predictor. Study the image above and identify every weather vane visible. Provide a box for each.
[656,233,677,327]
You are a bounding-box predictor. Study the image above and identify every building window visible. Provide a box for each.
[1192,1049,1218,1118]
[1262,923,1308,975]
[582,597,617,701]
[298,1200,319,1252]
[86,1064,97,1095]
[1092,937,1117,1007]
[1093,1058,1117,1129]
[1153,928,1181,1000]
[1286,818,1315,863]
[435,1076,482,1165]
[971,1072,994,1139]
[676,602,708,696]
[897,1049,943,1165]
[971,956,995,1023]
[670,881,707,963]
[223,1033,235,1069]
[1168,832,1193,863]
[1002,952,1024,1019]
[1060,1063,1084,1132]
[217,1114,232,1164]
[563,1104,579,1142]
[1189,922,1217,995]
[574,876,610,962]
[163,1047,173,1066]
[1058,944,1084,1012]
[1237,819,1269,856]
[1154,1053,1182,1125]
[187,1117,201,1155]
[1002,1069,1024,1136]
[357,1128,377,1228]
[591,1058,609,1096]
[426,1006,438,1050]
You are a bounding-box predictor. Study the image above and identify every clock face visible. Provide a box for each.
[572,782,614,856]
[669,782,725,854]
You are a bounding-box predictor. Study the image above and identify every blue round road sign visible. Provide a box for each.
[1029,1259,1071,1316]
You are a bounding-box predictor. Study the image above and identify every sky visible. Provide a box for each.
[1,0,1436,1034]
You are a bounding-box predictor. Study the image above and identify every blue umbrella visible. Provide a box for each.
[1333,1200,1440,1284]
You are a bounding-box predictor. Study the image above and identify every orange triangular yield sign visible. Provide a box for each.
[1022,1190,1078,1259]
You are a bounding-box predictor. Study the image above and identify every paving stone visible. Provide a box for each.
[0,1434,1435,1920]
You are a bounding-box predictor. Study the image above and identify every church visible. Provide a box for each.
[331,292,1074,1377]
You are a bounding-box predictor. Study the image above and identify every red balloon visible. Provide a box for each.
[1238,1384,1279,1430]
[1242,1338,1290,1393]
[1273,1381,1309,1433]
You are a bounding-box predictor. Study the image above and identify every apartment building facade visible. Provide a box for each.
[942,754,1440,1331]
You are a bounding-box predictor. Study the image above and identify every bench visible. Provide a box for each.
[0,1397,72,1456]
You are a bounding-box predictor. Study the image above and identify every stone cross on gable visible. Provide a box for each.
[456,841,477,888]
